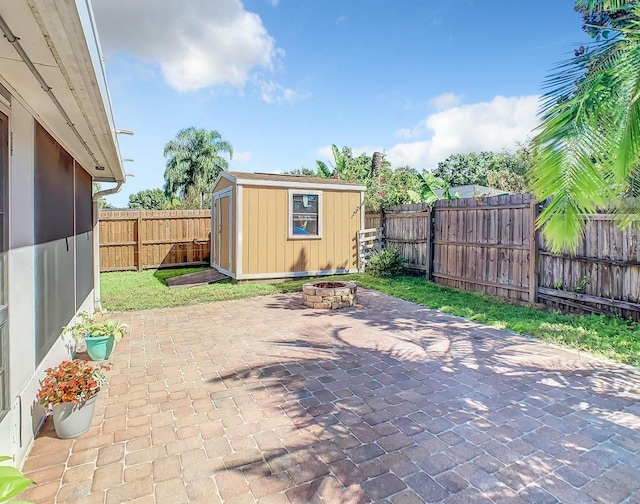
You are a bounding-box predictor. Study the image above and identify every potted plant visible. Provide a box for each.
[0,456,32,503]
[38,359,109,439]
[63,312,128,361]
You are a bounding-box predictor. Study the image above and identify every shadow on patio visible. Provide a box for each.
[20,289,640,503]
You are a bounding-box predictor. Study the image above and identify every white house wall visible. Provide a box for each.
[0,94,95,466]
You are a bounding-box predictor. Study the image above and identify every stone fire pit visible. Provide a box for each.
[302,281,357,309]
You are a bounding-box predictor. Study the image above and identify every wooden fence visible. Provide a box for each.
[99,210,211,271]
[366,195,640,321]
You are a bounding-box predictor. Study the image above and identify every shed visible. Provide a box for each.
[211,172,366,281]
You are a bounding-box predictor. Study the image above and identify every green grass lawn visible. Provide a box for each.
[100,267,307,312]
[101,269,640,366]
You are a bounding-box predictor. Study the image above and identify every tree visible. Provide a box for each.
[432,143,534,193]
[163,127,233,209]
[128,188,168,210]
[486,141,535,193]
[365,167,447,211]
[531,0,640,252]
[284,167,317,176]
[432,152,495,186]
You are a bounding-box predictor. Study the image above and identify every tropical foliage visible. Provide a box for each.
[531,0,640,253]
[0,456,32,504]
[163,127,233,209]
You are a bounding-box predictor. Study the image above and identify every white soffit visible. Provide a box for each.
[0,0,124,181]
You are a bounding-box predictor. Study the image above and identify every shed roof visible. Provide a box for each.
[218,171,366,191]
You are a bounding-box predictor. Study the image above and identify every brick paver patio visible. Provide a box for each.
[21,289,640,503]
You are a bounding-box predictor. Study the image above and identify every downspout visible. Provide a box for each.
[93,181,123,202]
[92,181,122,311]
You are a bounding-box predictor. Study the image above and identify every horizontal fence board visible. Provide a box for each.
[433,273,529,293]
[537,287,640,312]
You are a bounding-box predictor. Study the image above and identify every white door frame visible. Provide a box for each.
[211,188,233,276]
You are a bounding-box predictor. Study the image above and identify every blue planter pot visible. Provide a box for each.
[85,335,114,360]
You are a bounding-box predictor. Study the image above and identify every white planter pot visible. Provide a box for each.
[51,395,97,439]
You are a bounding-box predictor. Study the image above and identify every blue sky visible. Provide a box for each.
[92,0,590,207]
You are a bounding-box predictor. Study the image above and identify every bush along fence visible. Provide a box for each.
[99,210,211,271]
[363,194,640,321]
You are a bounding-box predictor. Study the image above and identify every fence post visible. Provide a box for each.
[136,212,143,271]
[427,204,436,281]
[528,198,538,303]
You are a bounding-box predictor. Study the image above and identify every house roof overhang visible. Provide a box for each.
[0,0,124,183]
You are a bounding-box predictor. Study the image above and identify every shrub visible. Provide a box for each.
[366,249,405,277]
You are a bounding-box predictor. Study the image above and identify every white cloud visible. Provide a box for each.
[93,0,286,93]
[254,78,310,104]
[316,146,334,159]
[233,151,252,162]
[428,92,464,111]
[395,128,415,139]
[387,95,539,168]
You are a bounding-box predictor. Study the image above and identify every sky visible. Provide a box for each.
[92,0,591,207]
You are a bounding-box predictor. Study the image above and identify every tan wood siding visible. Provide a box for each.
[241,185,362,276]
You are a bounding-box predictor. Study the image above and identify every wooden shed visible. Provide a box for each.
[211,171,366,281]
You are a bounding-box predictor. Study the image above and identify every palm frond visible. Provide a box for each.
[532,2,640,253]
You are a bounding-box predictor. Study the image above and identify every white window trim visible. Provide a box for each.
[288,189,322,240]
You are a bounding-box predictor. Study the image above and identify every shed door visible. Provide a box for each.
[212,191,232,273]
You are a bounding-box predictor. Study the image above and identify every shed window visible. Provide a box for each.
[289,190,322,239]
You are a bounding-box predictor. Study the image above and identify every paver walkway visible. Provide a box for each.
[21,289,640,503]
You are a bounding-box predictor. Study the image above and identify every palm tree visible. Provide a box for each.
[531,0,640,253]
[163,128,233,209]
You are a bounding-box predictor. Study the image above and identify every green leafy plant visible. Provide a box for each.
[87,319,128,342]
[0,455,33,503]
[365,250,406,277]
[554,275,590,293]
[531,1,640,253]
[63,313,128,342]
[38,359,109,408]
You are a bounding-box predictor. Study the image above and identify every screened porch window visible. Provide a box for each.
[289,190,322,239]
